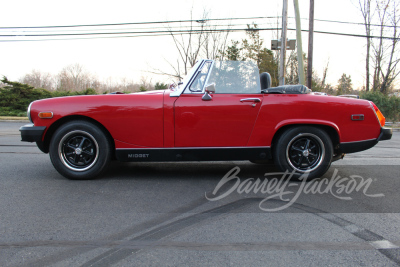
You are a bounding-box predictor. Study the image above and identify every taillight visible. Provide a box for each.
[370,102,386,127]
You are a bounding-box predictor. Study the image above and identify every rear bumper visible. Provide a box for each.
[339,127,392,154]
[377,127,392,141]
[20,124,46,142]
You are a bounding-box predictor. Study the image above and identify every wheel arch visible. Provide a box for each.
[271,123,341,156]
[40,115,115,155]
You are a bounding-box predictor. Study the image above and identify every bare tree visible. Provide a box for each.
[138,76,154,91]
[56,63,94,91]
[20,70,54,90]
[15,63,170,94]
[321,60,330,88]
[310,60,332,93]
[372,0,389,91]
[372,0,400,93]
[93,77,140,93]
[167,10,208,79]
[203,23,231,61]
[152,10,230,80]
[380,0,400,93]
[357,0,400,93]
[358,0,373,91]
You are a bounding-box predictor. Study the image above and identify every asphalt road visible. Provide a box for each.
[1,121,400,266]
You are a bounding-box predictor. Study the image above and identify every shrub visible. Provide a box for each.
[155,82,168,90]
[360,91,400,122]
[0,77,97,117]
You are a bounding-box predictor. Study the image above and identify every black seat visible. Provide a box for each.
[260,72,271,90]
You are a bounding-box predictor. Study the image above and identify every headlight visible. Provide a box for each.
[27,102,33,123]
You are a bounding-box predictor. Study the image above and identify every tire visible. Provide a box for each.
[49,120,112,180]
[273,126,333,180]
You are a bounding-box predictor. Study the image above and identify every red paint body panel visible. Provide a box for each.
[174,93,263,147]
[163,90,176,147]
[29,90,382,150]
[30,91,164,148]
[248,94,381,146]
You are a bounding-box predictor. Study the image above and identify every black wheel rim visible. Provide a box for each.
[286,133,325,173]
[58,130,99,171]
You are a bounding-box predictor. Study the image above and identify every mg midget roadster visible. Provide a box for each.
[20,60,392,180]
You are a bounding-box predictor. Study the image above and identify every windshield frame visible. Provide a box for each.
[170,60,205,97]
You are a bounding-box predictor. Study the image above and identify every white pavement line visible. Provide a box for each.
[332,158,400,165]
[344,224,363,234]
[370,240,400,250]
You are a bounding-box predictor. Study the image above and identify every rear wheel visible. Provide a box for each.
[273,126,333,179]
[49,121,111,180]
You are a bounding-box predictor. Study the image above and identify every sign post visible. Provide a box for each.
[279,0,288,86]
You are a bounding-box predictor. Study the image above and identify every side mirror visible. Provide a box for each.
[205,83,216,93]
[169,82,177,90]
[202,90,212,101]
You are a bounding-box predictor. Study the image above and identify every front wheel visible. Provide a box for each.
[49,121,112,180]
[273,126,333,179]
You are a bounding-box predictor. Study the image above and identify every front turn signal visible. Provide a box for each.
[38,112,53,119]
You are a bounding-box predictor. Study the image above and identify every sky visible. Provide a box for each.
[0,0,369,89]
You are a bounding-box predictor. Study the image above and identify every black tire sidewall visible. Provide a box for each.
[273,126,333,179]
[49,121,111,180]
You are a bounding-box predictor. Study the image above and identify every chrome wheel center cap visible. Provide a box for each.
[75,148,82,155]
[302,150,310,157]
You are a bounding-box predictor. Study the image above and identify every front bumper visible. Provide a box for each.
[20,124,46,142]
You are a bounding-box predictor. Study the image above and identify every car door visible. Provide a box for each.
[174,60,263,147]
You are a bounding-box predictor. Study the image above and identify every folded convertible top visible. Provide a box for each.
[262,85,311,94]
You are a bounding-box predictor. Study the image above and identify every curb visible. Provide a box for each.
[0,120,30,123]
[0,116,29,123]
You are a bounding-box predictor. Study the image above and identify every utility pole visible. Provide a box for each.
[307,0,314,89]
[293,0,305,85]
[279,0,288,86]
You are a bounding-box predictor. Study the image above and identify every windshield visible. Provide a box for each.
[189,61,212,92]
[207,61,261,94]
[180,61,201,89]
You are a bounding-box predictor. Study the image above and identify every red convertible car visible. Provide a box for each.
[20,60,392,180]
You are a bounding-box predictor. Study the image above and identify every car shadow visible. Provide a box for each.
[101,160,280,181]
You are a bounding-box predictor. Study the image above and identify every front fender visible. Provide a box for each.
[28,93,165,148]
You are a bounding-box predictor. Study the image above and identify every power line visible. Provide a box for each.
[291,28,400,40]
[1,27,399,42]
[4,23,250,33]
[1,16,399,30]
[310,17,400,29]
[0,33,176,42]
[0,28,239,37]
[0,16,272,29]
